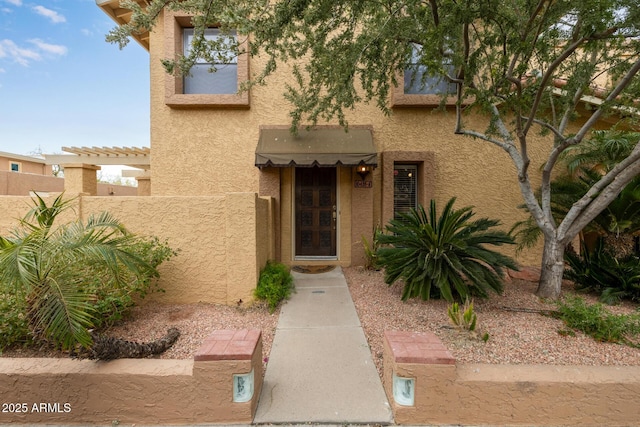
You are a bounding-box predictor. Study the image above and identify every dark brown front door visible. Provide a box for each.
[295,167,337,257]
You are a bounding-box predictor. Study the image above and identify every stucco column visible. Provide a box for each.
[351,166,375,266]
[225,192,260,305]
[62,164,100,196]
[258,167,281,261]
[136,175,151,196]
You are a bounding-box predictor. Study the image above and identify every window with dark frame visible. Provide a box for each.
[10,162,20,172]
[404,43,457,95]
[183,28,238,95]
[393,164,418,221]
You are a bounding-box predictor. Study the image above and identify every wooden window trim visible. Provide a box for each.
[391,70,458,108]
[164,11,250,109]
[381,151,435,227]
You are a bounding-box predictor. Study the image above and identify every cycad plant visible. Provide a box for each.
[565,238,640,304]
[0,194,163,350]
[376,198,517,302]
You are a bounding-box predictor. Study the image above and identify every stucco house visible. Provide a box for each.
[74,2,634,305]
[94,2,551,264]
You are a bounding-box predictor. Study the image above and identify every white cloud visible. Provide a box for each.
[32,5,66,23]
[0,39,41,66]
[0,38,67,66]
[4,0,22,6]
[29,39,68,56]
[81,28,92,37]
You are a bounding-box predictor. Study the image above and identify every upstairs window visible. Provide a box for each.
[404,44,457,95]
[10,162,21,172]
[164,11,249,108]
[183,28,238,95]
[391,43,457,107]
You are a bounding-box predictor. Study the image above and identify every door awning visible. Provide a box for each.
[255,128,377,168]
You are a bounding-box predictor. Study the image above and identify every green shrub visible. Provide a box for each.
[376,198,518,302]
[0,291,31,352]
[87,237,177,328]
[362,225,382,270]
[564,237,640,304]
[0,194,177,350]
[556,295,640,346]
[254,261,294,313]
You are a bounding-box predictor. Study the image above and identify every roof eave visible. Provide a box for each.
[96,0,150,51]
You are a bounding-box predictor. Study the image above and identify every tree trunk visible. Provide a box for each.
[536,236,566,300]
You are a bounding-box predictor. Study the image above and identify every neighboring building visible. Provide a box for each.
[94,2,562,269]
[0,151,51,175]
[0,151,64,196]
[0,150,137,197]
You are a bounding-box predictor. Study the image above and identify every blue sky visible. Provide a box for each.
[0,0,150,157]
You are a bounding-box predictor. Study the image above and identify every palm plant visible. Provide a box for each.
[376,198,518,302]
[562,130,640,176]
[512,130,640,256]
[0,194,159,350]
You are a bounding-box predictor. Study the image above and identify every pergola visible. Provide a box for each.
[44,146,151,196]
[44,146,150,170]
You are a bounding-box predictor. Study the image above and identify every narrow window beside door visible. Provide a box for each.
[394,164,418,220]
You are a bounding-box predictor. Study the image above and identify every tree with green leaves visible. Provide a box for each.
[109,0,640,300]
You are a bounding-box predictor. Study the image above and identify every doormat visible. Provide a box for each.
[291,265,336,274]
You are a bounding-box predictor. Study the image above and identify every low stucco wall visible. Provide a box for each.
[0,192,273,305]
[383,331,640,426]
[0,330,263,425]
[0,171,137,196]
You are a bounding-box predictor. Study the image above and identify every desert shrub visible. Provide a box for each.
[0,291,31,351]
[0,194,177,350]
[447,299,477,331]
[564,237,640,304]
[556,295,640,346]
[85,237,177,328]
[376,198,517,302]
[362,225,383,270]
[254,261,294,313]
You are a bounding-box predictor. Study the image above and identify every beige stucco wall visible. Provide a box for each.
[384,332,640,426]
[0,170,64,195]
[0,193,272,304]
[385,360,640,426]
[0,171,137,197]
[0,331,263,425]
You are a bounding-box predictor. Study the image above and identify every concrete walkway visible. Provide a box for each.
[253,266,393,424]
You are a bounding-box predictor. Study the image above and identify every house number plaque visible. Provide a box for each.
[354,180,372,188]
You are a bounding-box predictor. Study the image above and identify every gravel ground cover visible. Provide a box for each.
[2,301,280,366]
[3,266,639,378]
[344,266,640,376]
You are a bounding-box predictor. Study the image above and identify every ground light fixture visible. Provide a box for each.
[233,369,255,403]
[392,373,415,406]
